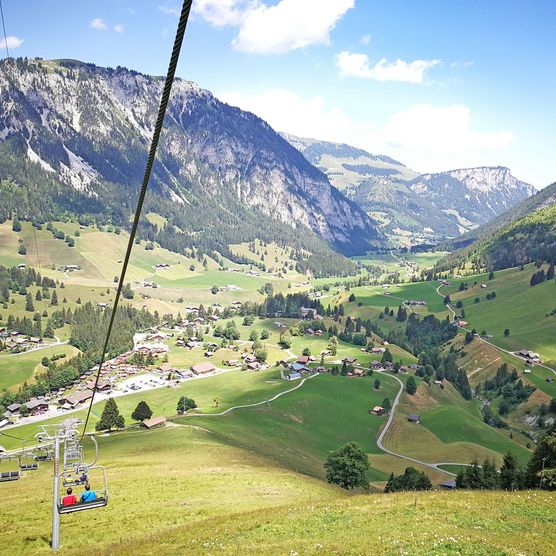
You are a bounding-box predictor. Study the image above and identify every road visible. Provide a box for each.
[0,336,68,358]
[434,283,556,377]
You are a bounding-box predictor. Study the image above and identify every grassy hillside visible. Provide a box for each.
[1,424,554,555]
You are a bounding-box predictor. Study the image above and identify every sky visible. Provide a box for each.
[1,0,555,188]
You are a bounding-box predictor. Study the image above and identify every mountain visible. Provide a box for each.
[436,181,556,271]
[283,134,534,244]
[0,58,383,275]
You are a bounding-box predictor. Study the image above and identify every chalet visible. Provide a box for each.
[223,359,239,367]
[247,362,260,371]
[6,403,21,415]
[191,362,217,375]
[63,264,80,272]
[440,480,457,489]
[289,362,309,373]
[63,390,94,408]
[516,349,542,363]
[204,351,214,357]
[384,292,391,297]
[371,347,385,354]
[244,355,257,364]
[371,406,385,415]
[142,416,167,429]
[17,263,26,269]
[408,300,426,307]
[97,303,108,310]
[305,328,315,336]
[407,414,421,424]
[315,330,323,337]
[481,284,488,289]
[352,369,364,377]
[371,361,384,369]
[434,380,443,385]
[208,315,220,322]
[287,372,302,381]
[381,284,390,289]
[547,377,555,383]
[523,369,532,374]
[26,399,49,416]
[456,320,468,328]
[86,380,111,392]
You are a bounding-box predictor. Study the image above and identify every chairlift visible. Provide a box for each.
[57,434,108,514]
[57,465,108,514]
[19,448,39,471]
[0,454,21,482]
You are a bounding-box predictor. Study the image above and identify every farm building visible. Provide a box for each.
[287,372,302,381]
[26,400,49,416]
[191,362,217,375]
[142,416,167,429]
[370,406,385,415]
[407,414,421,424]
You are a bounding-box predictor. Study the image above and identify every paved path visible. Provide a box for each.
[185,373,320,417]
[373,369,459,477]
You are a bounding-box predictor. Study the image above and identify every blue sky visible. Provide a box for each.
[2,0,555,187]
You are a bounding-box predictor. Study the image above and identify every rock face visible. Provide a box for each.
[285,134,534,243]
[0,58,382,256]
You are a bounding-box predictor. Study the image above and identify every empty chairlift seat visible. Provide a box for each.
[20,463,39,471]
[0,470,20,482]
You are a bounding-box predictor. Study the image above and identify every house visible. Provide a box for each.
[63,390,94,408]
[407,300,427,307]
[371,406,385,415]
[204,351,214,357]
[191,362,217,375]
[247,362,260,371]
[315,330,323,337]
[481,284,488,289]
[223,359,239,367]
[440,480,457,489]
[155,263,170,269]
[297,355,310,365]
[26,399,49,416]
[208,315,220,322]
[6,403,20,414]
[352,369,364,377]
[97,303,108,310]
[523,369,532,374]
[407,414,421,424]
[17,263,26,269]
[434,380,443,385]
[142,416,167,429]
[547,377,555,383]
[456,320,468,328]
[287,372,302,381]
[305,328,315,336]
[289,362,309,373]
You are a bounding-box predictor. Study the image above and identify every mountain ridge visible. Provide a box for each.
[0,58,383,275]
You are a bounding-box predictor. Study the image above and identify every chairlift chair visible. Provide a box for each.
[57,465,108,514]
[0,454,21,482]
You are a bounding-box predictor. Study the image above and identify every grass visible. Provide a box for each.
[0,345,80,391]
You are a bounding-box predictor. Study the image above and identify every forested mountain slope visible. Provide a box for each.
[0,58,383,276]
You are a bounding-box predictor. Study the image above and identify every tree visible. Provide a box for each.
[131,401,153,422]
[25,293,34,312]
[504,329,510,337]
[384,467,432,492]
[500,452,521,490]
[374,379,381,390]
[302,347,311,356]
[50,290,58,306]
[489,271,495,280]
[41,356,49,367]
[122,283,134,299]
[260,329,270,340]
[177,396,197,414]
[381,349,393,365]
[348,293,356,302]
[406,376,417,395]
[18,244,27,255]
[211,285,219,295]
[382,397,391,411]
[12,217,21,232]
[35,289,42,302]
[526,424,556,489]
[324,442,369,490]
[279,329,292,349]
[249,330,258,341]
[547,262,555,281]
[95,398,125,432]
[443,295,451,305]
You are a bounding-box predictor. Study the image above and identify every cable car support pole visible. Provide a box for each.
[51,436,60,551]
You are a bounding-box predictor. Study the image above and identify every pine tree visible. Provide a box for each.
[50,290,58,306]
[131,401,153,422]
[95,398,125,432]
[406,376,417,395]
[500,452,520,490]
[25,293,34,312]
[35,289,42,301]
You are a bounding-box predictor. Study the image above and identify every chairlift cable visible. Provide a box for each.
[80,0,194,438]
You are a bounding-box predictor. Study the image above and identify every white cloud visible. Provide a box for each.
[89,18,107,31]
[159,5,181,17]
[113,24,124,33]
[221,89,357,143]
[336,51,441,84]
[193,0,255,27]
[220,89,514,173]
[192,0,354,54]
[359,34,371,45]
[1,36,23,50]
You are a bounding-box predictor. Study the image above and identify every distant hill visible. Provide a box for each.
[283,134,534,245]
[437,181,556,271]
[0,58,384,277]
